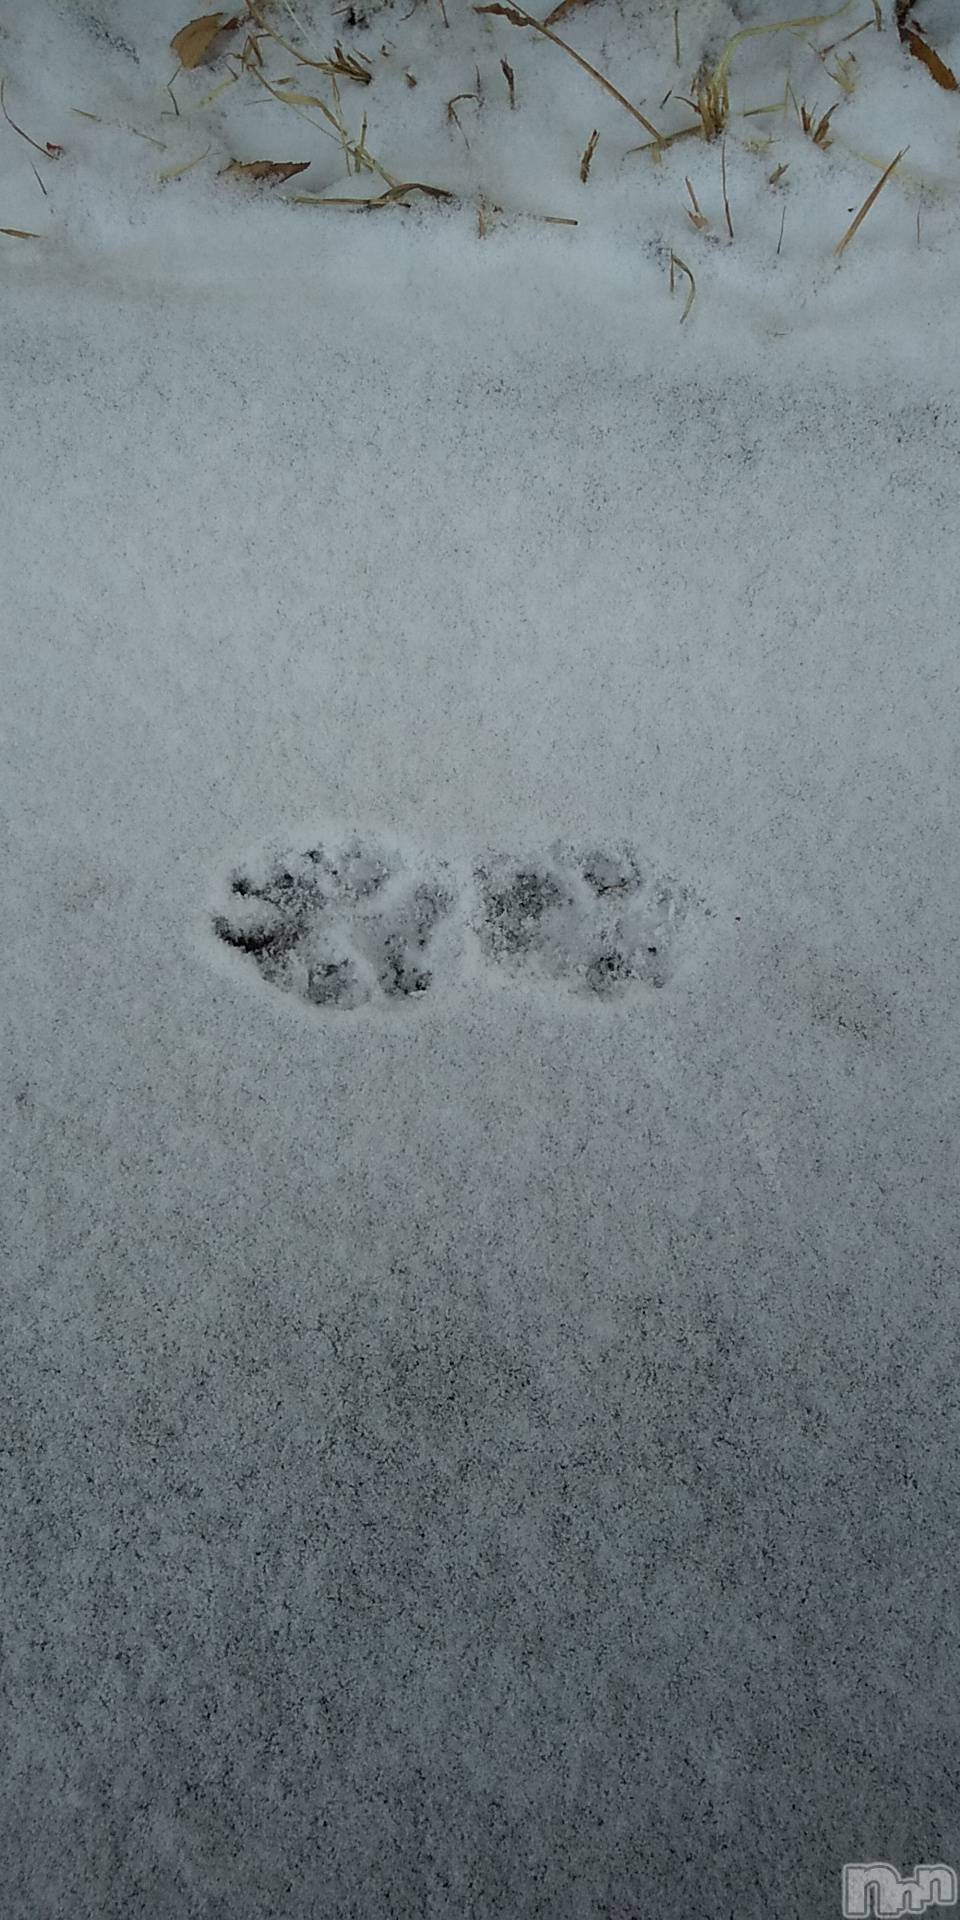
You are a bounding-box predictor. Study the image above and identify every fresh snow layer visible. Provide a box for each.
[2,2,960,1916]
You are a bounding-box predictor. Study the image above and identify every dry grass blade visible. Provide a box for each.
[627,123,700,156]
[293,180,455,208]
[721,138,733,238]
[447,91,479,146]
[158,149,210,180]
[198,71,240,106]
[331,44,373,84]
[274,87,353,109]
[580,128,599,182]
[72,107,166,149]
[246,0,368,81]
[820,18,874,55]
[835,146,907,255]
[690,60,728,140]
[695,1,861,141]
[242,60,393,185]
[270,43,372,87]
[798,98,840,147]
[669,251,696,322]
[685,175,708,228]
[0,225,41,238]
[171,13,238,70]
[826,52,857,94]
[476,196,576,229]
[0,78,63,158]
[899,24,958,91]
[474,3,663,144]
[501,57,516,107]
[221,157,311,182]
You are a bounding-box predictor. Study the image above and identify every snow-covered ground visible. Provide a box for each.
[2,2,960,1914]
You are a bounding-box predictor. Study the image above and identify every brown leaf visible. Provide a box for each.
[474,3,530,25]
[0,226,41,238]
[544,0,595,24]
[221,158,311,183]
[171,13,239,71]
[900,24,958,90]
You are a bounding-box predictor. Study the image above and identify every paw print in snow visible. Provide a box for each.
[212,832,689,1009]
[473,844,684,993]
[213,838,455,1011]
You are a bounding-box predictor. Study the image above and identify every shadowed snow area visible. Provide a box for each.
[2,2,960,1916]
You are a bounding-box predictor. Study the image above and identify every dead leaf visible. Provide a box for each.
[900,24,958,90]
[544,0,595,22]
[171,13,239,70]
[0,225,41,238]
[221,158,311,183]
[475,3,530,25]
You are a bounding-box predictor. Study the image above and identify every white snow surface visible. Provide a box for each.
[2,1,960,1915]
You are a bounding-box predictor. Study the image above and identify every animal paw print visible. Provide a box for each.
[472,844,684,993]
[212,832,689,1009]
[213,837,455,1011]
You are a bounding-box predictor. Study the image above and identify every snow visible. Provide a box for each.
[2,1,960,1915]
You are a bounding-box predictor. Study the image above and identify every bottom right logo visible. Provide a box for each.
[842,1865,958,1917]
